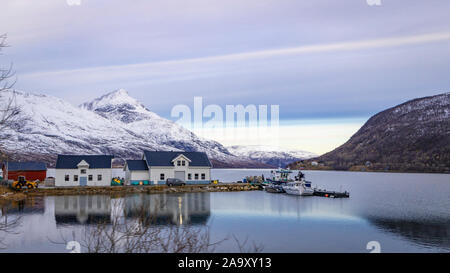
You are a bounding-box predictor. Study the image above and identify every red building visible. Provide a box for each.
[2,162,47,181]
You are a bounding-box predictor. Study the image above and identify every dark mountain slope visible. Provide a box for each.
[289,92,450,173]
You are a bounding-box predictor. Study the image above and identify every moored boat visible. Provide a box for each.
[313,189,350,198]
[265,182,285,193]
[266,168,294,183]
[282,180,314,196]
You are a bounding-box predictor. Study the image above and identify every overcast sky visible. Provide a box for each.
[2,0,450,154]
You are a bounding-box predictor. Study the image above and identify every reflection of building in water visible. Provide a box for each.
[54,195,111,225]
[124,193,210,225]
[1,197,45,215]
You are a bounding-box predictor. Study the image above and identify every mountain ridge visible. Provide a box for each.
[227,145,317,167]
[0,89,271,168]
[288,92,450,173]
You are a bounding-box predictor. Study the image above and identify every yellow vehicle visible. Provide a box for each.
[11,176,38,190]
[111,178,123,186]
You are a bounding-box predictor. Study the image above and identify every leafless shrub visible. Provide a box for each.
[51,198,263,253]
[51,199,222,253]
[0,34,22,160]
[0,206,22,249]
[0,34,16,91]
[232,234,264,253]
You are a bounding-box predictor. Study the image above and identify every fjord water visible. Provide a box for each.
[1,170,449,253]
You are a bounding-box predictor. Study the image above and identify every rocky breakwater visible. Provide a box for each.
[23,183,260,197]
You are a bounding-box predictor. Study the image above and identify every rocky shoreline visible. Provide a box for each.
[0,183,259,200]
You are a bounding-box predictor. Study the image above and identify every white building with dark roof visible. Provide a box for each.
[55,155,114,187]
[124,151,212,185]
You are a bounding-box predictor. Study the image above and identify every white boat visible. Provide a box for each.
[267,168,294,183]
[282,180,314,196]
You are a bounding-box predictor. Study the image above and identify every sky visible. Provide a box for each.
[1,0,450,154]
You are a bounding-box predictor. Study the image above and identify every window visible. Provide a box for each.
[88,175,93,181]
[182,160,186,166]
[65,175,70,181]
[160,173,165,180]
[74,175,78,182]
[177,160,181,166]
[97,175,102,181]
[195,173,199,180]
[188,173,192,180]
[201,173,206,180]
[81,169,87,174]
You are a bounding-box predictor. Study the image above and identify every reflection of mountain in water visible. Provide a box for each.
[54,196,111,225]
[369,217,450,250]
[125,193,211,226]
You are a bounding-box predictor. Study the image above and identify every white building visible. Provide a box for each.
[124,151,212,185]
[55,155,114,187]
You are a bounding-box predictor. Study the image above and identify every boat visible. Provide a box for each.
[265,182,285,193]
[282,180,314,196]
[313,189,350,198]
[266,168,295,183]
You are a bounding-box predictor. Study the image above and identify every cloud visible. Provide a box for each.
[22,31,450,80]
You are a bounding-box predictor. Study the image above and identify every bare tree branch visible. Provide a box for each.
[0,34,16,91]
[50,198,262,253]
[0,205,22,249]
[0,34,22,160]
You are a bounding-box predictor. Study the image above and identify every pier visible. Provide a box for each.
[313,189,350,198]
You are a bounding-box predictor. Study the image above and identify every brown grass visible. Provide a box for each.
[0,186,27,202]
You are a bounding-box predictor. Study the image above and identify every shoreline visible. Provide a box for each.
[289,168,450,174]
[0,183,260,200]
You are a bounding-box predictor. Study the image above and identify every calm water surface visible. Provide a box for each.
[1,170,449,253]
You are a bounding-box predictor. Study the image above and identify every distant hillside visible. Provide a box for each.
[288,92,450,173]
[227,145,317,167]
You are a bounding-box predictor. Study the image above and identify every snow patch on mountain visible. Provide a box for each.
[80,89,158,123]
[227,145,317,167]
[0,89,265,167]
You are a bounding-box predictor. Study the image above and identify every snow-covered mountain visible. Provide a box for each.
[0,89,269,168]
[227,145,317,167]
[288,92,450,172]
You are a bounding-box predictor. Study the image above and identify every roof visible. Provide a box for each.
[126,160,149,171]
[56,155,114,169]
[3,162,47,171]
[143,151,211,167]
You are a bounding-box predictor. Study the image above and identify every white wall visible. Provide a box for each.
[130,171,150,181]
[186,167,211,181]
[149,166,211,182]
[149,167,173,182]
[55,168,112,187]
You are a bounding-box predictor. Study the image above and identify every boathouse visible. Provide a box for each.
[1,161,47,181]
[124,151,212,185]
[55,155,114,187]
